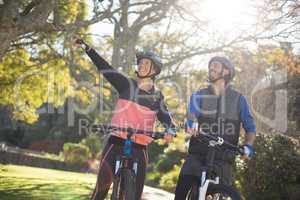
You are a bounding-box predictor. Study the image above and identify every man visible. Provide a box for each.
[73,37,176,200]
[174,56,256,199]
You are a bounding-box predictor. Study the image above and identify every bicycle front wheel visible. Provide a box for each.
[122,169,136,200]
[187,183,198,200]
[111,169,136,200]
[206,184,242,200]
[111,172,122,200]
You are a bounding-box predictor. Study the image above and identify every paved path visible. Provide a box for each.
[142,186,174,200]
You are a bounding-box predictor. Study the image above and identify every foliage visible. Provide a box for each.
[159,163,183,192]
[236,133,300,200]
[63,143,91,166]
[0,0,92,125]
[79,133,102,159]
[230,44,300,134]
[61,133,103,167]
[232,45,300,92]
[146,132,187,188]
[0,1,299,199]
[0,49,74,123]
[155,132,187,172]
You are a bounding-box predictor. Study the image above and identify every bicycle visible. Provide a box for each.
[94,124,167,200]
[186,130,244,200]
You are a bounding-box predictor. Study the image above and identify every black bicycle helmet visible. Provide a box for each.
[208,56,235,81]
[136,51,163,76]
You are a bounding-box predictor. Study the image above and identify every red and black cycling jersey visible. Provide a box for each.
[86,48,175,145]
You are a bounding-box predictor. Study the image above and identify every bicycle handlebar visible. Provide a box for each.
[92,124,166,140]
[197,129,245,155]
[92,124,244,154]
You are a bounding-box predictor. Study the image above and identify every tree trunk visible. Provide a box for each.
[0,0,54,61]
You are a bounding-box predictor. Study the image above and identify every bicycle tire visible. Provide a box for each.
[187,183,242,200]
[206,184,242,200]
[111,173,122,200]
[122,169,136,200]
[111,169,136,200]
[187,183,198,200]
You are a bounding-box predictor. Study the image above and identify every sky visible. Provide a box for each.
[86,0,299,70]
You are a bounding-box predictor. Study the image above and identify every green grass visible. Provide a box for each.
[0,164,98,200]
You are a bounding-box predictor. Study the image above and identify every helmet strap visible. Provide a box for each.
[223,74,231,84]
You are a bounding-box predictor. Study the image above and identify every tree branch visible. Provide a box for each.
[20,0,40,16]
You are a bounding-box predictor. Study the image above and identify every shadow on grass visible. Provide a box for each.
[0,176,94,200]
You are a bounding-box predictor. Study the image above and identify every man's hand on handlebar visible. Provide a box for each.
[241,144,254,160]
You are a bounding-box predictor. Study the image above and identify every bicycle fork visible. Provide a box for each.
[115,156,121,174]
[196,137,224,199]
[197,171,220,200]
[114,156,138,175]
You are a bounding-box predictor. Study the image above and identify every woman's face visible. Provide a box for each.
[137,58,156,77]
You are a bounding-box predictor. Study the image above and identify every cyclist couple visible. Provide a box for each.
[74,37,256,200]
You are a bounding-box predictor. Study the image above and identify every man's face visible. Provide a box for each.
[208,61,229,82]
[209,61,223,81]
[137,58,156,77]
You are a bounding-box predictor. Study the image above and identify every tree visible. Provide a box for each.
[255,0,300,43]
[228,44,300,138]
[2,0,299,125]
[0,0,54,60]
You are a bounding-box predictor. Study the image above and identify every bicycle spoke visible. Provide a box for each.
[206,193,235,200]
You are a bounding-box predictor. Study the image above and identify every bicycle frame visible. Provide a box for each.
[197,173,220,200]
[190,131,243,200]
[196,136,224,200]
[114,130,138,176]
[95,125,166,199]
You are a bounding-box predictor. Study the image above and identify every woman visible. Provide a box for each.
[73,37,176,200]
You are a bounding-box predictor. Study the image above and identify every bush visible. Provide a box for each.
[159,162,183,192]
[156,150,185,172]
[236,133,300,200]
[63,143,91,166]
[153,132,187,172]
[146,132,187,190]
[80,134,102,159]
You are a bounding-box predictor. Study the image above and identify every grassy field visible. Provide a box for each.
[0,164,98,200]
